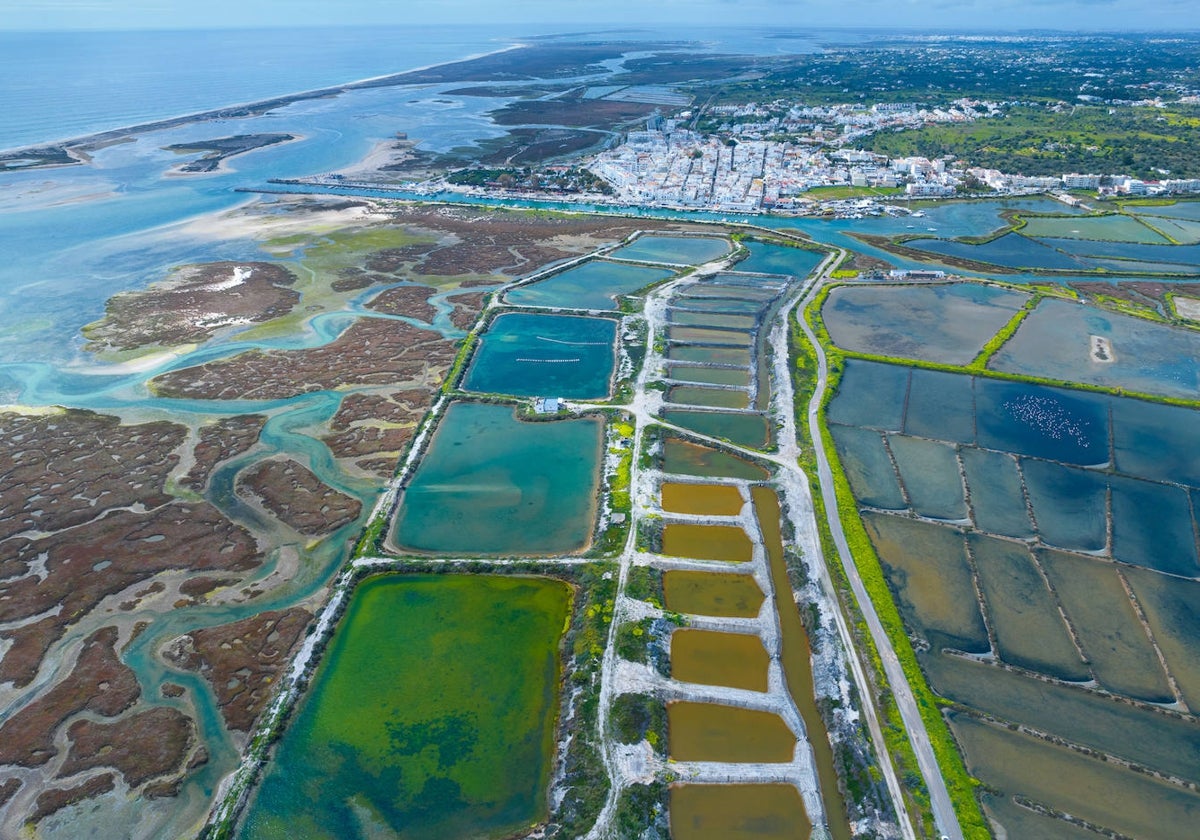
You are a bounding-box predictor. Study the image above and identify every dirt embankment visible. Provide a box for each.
[162,608,312,732]
[82,262,299,353]
[237,458,361,535]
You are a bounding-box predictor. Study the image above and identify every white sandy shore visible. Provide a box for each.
[330,137,424,181]
[178,198,389,243]
[67,345,197,375]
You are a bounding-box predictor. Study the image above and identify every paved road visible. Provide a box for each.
[798,265,964,840]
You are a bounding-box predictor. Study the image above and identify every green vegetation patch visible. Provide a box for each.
[860,104,1200,181]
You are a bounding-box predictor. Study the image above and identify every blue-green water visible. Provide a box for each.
[611,235,731,265]
[737,242,823,277]
[391,402,603,555]
[463,312,617,399]
[504,260,671,310]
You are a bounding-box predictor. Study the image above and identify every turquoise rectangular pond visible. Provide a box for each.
[610,235,730,265]
[391,402,602,554]
[504,260,672,310]
[462,312,617,399]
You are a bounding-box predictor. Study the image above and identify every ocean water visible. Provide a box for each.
[0,26,535,150]
[0,25,826,373]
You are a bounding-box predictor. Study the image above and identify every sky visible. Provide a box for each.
[0,0,1196,32]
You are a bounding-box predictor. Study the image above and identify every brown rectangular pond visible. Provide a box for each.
[671,629,770,692]
[667,701,795,763]
[670,783,812,840]
[661,482,745,516]
[662,523,754,562]
[663,570,765,618]
[662,437,769,480]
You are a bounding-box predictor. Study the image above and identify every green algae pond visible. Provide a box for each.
[503,260,671,310]
[668,325,754,346]
[239,574,571,840]
[462,312,616,399]
[660,482,745,516]
[667,384,750,409]
[670,783,812,840]
[667,344,752,367]
[663,570,765,618]
[669,310,757,330]
[661,437,768,480]
[1019,214,1171,243]
[391,402,602,555]
[672,295,767,315]
[671,629,770,692]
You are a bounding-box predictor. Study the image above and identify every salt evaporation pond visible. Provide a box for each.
[736,241,823,277]
[504,260,671,310]
[662,570,765,618]
[670,783,811,840]
[990,298,1200,399]
[822,282,1029,365]
[610,235,730,265]
[391,402,602,554]
[239,574,571,840]
[462,312,616,399]
[661,437,768,480]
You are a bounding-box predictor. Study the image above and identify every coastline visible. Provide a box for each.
[0,43,526,163]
